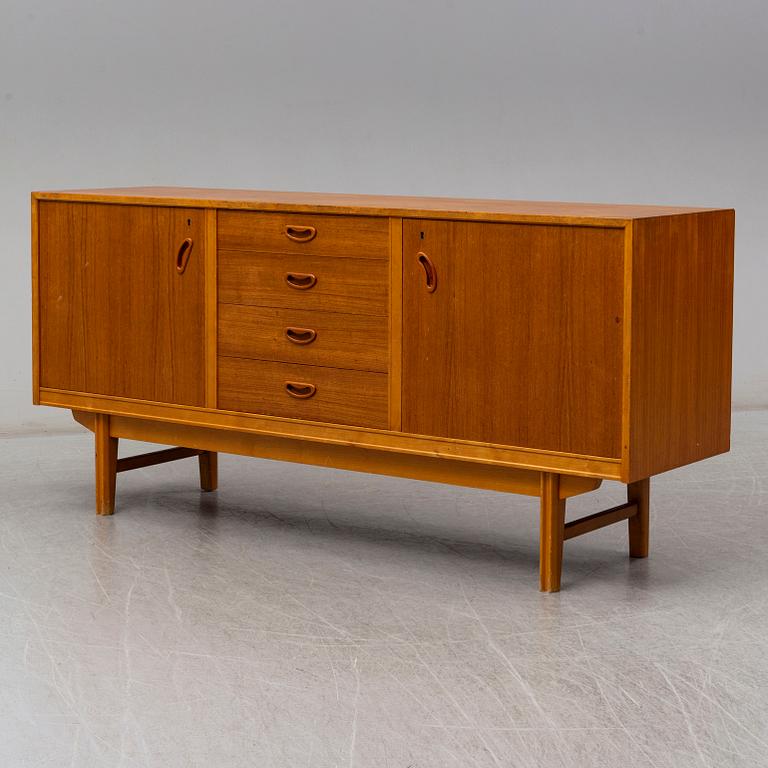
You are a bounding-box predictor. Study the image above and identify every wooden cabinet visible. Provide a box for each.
[32,187,735,592]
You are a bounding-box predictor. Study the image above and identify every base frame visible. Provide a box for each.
[77,410,649,590]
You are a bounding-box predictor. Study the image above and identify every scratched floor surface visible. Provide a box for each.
[1,411,767,767]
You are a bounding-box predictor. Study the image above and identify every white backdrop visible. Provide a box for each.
[2,0,766,432]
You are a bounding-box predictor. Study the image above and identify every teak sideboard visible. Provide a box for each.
[31,188,735,591]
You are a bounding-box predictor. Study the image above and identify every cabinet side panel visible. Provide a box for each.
[31,195,41,404]
[628,210,734,480]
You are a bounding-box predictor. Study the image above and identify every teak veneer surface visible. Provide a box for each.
[73,411,602,499]
[218,305,388,373]
[33,187,723,225]
[48,388,620,479]
[38,202,206,406]
[218,250,389,316]
[32,190,735,483]
[218,211,389,258]
[218,357,389,429]
[627,211,734,479]
[32,188,735,591]
[403,219,625,458]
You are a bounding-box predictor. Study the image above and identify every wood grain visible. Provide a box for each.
[626,211,734,480]
[36,192,734,506]
[402,219,625,458]
[218,211,389,258]
[540,472,565,592]
[218,357,389,429]
[204,209,218,408]
[33,188,723,227]
[38,202,206,406]
[563,501,637,540]
[218,250,389,316]
[71,410,96,431]
[218,305,388,372]
[94,413,117,515]
[32,188,736,591]
[45,388,623,479]
[628,478,650,557]
[388,217,403,431]
[198,452,218,491]
[104,414,602,498]
[116,446,202,472]
[620,222,634,467]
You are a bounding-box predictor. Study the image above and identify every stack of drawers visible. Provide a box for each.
[217,211,390,428]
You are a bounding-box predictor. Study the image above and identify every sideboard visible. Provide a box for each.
[31,188,734,591]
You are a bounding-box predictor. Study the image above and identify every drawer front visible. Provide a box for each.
[218,358,388,429]
[218,211,389,259]
[218,251,388,316]
[219,305,388,372]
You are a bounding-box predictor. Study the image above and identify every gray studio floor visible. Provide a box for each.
[1,412,767,768]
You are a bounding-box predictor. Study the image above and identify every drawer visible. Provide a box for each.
[218,211,389,259]
[218,358,388,429]
[218,251,388,316]
[219,305,388,372]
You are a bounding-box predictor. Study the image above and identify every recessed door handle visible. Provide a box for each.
[285,327,317,345]
[285,381,317,399]
[176,237,193,274]
[285,272,317,290]
[417,251,437,292]
[285,225,317,243]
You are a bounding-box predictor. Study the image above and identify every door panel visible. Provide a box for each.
[39,202,206,406]
[402,220,624,458]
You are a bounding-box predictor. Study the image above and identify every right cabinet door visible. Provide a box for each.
[402,219,625,458]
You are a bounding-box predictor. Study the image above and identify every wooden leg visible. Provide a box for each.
[540,472,566,592]
[627,478,650,558]
[94,414,118,516]
[198,451,218,492]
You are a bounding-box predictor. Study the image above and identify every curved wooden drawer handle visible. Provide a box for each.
[285,381,317,399]
[417,251,437,292]
[285,225,317,243]
[285,272,317,290]
[285,327,317,345]
[176,237,193,274]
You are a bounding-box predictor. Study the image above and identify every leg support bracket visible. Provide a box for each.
[564,501,638,541]
[91,414,218,515]
[540,474,650,592]
[117,446,204,473]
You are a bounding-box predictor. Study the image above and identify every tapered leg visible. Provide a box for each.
[198,451,218,492]
[627,478,650,558]
[94,414,118,516]
[540,472,566,592]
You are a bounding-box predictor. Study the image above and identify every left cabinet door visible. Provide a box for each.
[38,202,206,406]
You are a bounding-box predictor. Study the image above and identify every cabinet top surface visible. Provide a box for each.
[32,186,731,225]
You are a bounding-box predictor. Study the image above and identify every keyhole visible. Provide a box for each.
[420,231,425,239]
[187,218,192,226]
